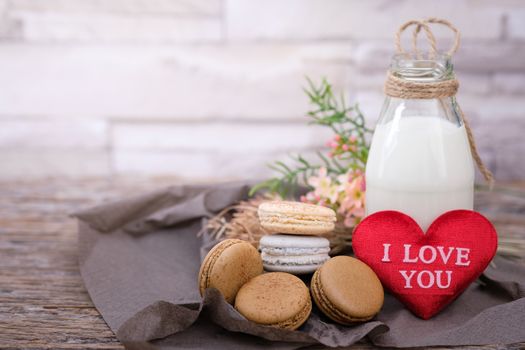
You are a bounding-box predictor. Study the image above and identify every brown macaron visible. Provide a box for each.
[311,256,384,324]
[235,272,312,330]
[199,239,263,304]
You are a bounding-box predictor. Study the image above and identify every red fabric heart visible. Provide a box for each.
[352,210,497,319]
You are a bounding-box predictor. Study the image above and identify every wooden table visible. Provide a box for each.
[0,178,524,350]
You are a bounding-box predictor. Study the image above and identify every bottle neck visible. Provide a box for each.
[390,53,455,83]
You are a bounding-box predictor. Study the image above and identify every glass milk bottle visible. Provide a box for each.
[365,54,474,231]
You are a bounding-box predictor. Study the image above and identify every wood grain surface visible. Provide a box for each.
[0,178,524,350]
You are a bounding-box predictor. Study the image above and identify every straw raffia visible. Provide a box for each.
[201,197,352,255]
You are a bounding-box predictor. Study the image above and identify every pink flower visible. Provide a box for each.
[306,167,340,205]
[337,171,366,228]
[342,144,349,151]
[303,167,366,227]
[344,203,365,227]
[306,192,317,202]
[349,135,357,143]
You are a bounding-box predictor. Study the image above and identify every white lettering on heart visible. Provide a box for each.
[399,270,453,289]
[384,243,472,291]
[400,245,471,266]
[403,244,419,263]
[437,246,454,264]
[435,270,453,289]
[456,248,471,266]
[417,270,435,288]
[399,270,417,288]
[381,243,391,262]
[419,245,437,264]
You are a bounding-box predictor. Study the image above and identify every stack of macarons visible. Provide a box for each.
[257,201,336,275]
[198,200,384,331]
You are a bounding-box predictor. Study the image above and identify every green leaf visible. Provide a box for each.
[249,178,279,197]
[253,76,372,199]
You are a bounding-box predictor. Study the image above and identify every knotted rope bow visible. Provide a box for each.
[384,18,494,185]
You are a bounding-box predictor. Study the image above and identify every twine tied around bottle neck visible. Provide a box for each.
[384,18,494,185]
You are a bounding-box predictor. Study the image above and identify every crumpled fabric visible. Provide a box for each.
[74,182,525,349]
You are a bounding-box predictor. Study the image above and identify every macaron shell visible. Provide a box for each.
[263,263,323,275]
[260,234,330,257]
[260,234,330,249]
[199,239,263,304]
[259,235,330,274]
[199,239,236,295]
[258,201,336,235]
[283,297,311,330]
[261,253,329,265]
[235,272,311,330]
[258,201,336,217]
[259,219,334,235]
[311,268,366,324]
[311,256,384,324]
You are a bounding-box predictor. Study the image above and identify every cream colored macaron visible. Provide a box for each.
[258,201,336,235]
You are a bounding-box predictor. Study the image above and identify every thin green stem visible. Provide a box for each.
[250,77,373,198]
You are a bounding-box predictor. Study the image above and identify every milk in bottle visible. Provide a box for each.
[365,55,474,231]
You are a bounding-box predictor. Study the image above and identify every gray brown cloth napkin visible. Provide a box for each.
[74,182,525,349]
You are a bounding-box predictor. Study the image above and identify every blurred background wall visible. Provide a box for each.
[0,0,524,181]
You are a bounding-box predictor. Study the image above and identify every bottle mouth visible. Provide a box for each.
[390,53,454,82]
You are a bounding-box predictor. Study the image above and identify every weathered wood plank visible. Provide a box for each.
[0,178,173,349]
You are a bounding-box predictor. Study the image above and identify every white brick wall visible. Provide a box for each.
[0,44,352,118]
[226,0,503,40]
[11,13,223,43]
[9,0,222,16]
[0,0,524,181]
